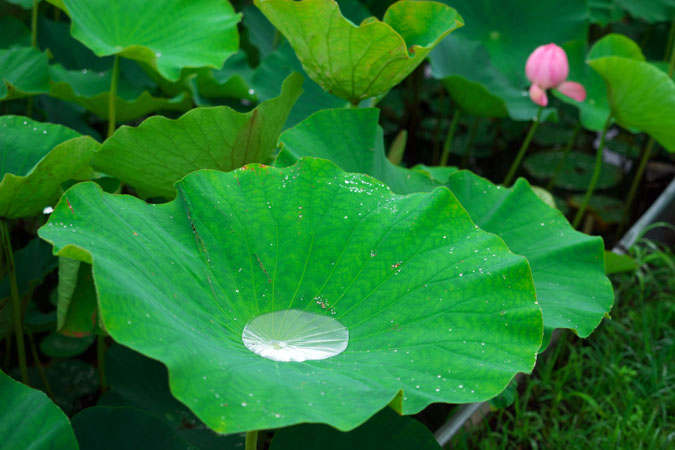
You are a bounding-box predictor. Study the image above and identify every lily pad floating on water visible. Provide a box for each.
[39,158,542,433]
[92,72,303,199]
[523,150,622,191]
[0,368,78,450]
[255,0,464,104]
[0,116,97,219]
[54,0,241,82]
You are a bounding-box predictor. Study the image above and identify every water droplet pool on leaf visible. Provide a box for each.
[242,309,348,362]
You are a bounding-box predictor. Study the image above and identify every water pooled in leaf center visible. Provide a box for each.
[242,309,348,362]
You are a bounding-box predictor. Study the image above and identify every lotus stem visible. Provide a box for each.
[503,107,543,186]
[616,137,656,238]
[546,122,581,191]
[460,117,482,169]
[0,220,28,385]
[245,430,258,450]
[26,328,53,399]
[440,108,461,166]
[31,0,38,47]
[97,335,108,392]
[572,116,612,228]
[3,335,11,371]
[107,55,120,138]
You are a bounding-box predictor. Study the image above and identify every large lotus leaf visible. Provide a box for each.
[54,0,241,82]
[276,108,438,194]
[0,369,78,450]
[73,406,196,450]
[271,407,440,450]
[48,64,192,122]
[0,16,30,48]
[92,72,303,199]
[275,110,612,349]
[255,0,463,104]
[0,46,50,100]
[523,151,622,191]
[39,158,542,433]
[429,0,587,121]
[6,0,40,8]
[251,43,347,127]
[0,116,97,218]
[99,344,245,449]
[588,55,675,152]
[445,171,613,347]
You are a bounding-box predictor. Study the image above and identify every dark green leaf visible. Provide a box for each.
[0,368,78,450]
[92,72,303,199]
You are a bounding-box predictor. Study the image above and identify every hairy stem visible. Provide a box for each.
[107,55,120,138]
[503,107,543,186]
[460,117,482,169]
[572,116,612,228]
[440,108,461,166]
[616,137,656,237]
[245,430,258,450]
[26,329,53,399]
[1,220,28,385]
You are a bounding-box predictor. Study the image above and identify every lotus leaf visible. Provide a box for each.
[39,158,542,433]
[445,171,614,348]
[429,0,588,121]
[0,47,50,100]
[588,36,675,151]
[72,406,195,450]
[0,369,78,450]
[255,0,463,104]
[276,108,438,194]
[0,116,97,218]
[92,72,303,199]
[56,0,241,81]
[271,407,440,450]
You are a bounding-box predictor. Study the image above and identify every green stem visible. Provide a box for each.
[97,335,108,392]
[460,117,482,169]
[245,430,258,450]
[1,220,28,385]
[31,0,38,47]
[546,122,581,191]
[26,329,53,399]
[616,137,656,237]
[666,18,675,75]
[107,55,120,138]
[503,107,543,186]
[572,116,612,228]
[3,335,11,371]
[440,108,461,166]
[669,25,675,78]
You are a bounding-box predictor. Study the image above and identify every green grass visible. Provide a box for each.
[449,239,675,449]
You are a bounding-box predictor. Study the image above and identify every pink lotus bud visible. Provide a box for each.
[526,43,569,89]
[529,84,548,107]
[556,81,586,102]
